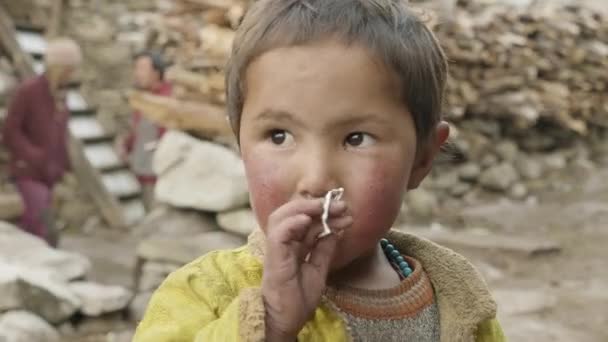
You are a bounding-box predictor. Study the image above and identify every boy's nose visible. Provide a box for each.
[295,150,340,199]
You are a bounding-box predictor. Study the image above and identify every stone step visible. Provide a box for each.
[15,30,46,56]
[101,170,141,199]
[69,117,111,142]
[66,90,90,112]
[121,199,146,226]
[83,143,124,172]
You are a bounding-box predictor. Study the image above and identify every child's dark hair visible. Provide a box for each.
[134,51,167,81]
[226,0,448,143]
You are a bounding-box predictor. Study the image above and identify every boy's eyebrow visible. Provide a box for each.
[255,109,304,126]
[333,113,392,128]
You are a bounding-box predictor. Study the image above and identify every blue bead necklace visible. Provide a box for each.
[380,238,413,278]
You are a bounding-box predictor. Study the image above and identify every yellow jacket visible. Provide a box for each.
[134,229,506,341]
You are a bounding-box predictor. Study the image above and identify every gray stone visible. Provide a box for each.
[217,208,257,237]
[0,311,60,342]
[458,163,482,182]
[132,205,220,239]
[432,170,460,191]
[137,231,246,265]
[0,262,81,324]
[138,261,179,292]
[0,222,91,282]
[479,163,520,192]
[0,192,23,220]
[508,183,528,200]
[69,282,133,316]
[154,131,249,212]
[544,153,567,171]
[480,153,499,169]
[495,141,520,162]
[405,189,438,218]
[129,291,154,322]
[450,182,472,197]
[515,155,544,180]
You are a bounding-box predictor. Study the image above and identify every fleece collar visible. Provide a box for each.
[246,229,497,342]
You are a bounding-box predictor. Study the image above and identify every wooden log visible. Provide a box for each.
[127,91,234,142]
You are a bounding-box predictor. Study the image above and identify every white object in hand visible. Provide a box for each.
[319,187,344,238]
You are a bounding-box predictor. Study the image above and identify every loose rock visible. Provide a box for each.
[479,163,520,192]
[515,155,544,180]
[405,189,438,218]
[458,163,482,182]
[217,208,257,237]
[508,183,528,200]
[0,311,60,342]
[69,282,133,317]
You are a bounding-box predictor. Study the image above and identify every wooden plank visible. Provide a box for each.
[67,134,126,228]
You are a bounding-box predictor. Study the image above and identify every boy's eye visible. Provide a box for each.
[345,132,375,147]
[269,129,294,146]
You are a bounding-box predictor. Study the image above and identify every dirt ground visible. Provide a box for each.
[60,160,608,341]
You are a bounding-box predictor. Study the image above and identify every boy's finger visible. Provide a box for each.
[266,214,312,262]
[307,233,339,277]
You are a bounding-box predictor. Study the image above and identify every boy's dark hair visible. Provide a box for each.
[134,51,167,81]
[226,0,448,143]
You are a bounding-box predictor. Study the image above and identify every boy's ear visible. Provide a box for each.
[407,121,450,190]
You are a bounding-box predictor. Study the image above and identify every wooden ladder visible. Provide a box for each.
[0,5,146,228]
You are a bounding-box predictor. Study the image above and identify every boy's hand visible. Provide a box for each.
[262,198,352,341]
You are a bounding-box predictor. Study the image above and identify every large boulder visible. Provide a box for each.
[137,231,246,265]
[0,262,81,324]
[0,311,60,342]
[69,282,133,317]
[0,222,91,281]
[154,131,249,212]
[216,208,257,238]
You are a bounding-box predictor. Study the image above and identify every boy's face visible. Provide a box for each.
[240,40,441,269]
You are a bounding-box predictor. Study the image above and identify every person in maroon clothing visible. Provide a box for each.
[119,51,172,211]
[2,38,82,247]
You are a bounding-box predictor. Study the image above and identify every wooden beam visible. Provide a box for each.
[0,3,35,78]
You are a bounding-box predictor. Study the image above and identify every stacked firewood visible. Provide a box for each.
[439,2,608,135]
[129,0,607,143]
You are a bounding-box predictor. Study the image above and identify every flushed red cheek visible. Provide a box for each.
[344,162,406,251]
[243,153,290,231]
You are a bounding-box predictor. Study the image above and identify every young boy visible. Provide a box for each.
[134,0,505,341]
